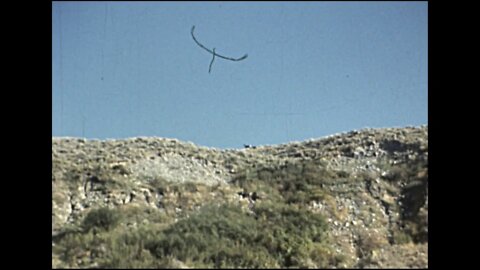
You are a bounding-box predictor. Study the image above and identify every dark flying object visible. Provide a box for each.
[191,25,248,73]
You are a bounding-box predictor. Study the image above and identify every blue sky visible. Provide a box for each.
[52,1,428,149]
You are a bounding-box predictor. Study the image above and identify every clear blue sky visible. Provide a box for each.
[52,1,427,149]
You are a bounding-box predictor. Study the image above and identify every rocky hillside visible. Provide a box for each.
[52,125,428,268]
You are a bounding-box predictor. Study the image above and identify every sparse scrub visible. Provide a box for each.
[392,230,413,245]
[232,159,337,205]
[356,230,388,257]
[53,126,428,268]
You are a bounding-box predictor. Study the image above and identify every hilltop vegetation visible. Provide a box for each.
[52,126,428,268]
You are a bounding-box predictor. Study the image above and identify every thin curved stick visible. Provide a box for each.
[209,48,216,73]
[191,25,248,62]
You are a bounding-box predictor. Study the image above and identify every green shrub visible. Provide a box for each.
[56,201,335,268]
[232,159,336,205]
[55,229,108,267]
[97,234,161,268]
[144,202,332,268]
[148,204,260,263]
[392,230,412,245]
[82,207,122,232]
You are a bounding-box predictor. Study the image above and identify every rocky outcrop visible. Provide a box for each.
[52,125,428,268]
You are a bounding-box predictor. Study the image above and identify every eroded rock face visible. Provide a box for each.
[52,125,428,268]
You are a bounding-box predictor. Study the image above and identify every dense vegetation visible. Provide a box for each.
[54,202,341,268]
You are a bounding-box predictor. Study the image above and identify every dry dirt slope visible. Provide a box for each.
[52,125,427,268]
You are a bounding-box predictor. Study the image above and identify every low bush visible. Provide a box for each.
[82,207,122,232]
[146,202,333,268]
